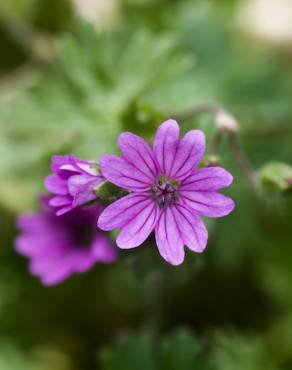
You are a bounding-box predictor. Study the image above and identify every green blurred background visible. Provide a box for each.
[1,0,292,369]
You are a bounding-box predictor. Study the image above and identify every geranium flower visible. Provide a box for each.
[15,198,117,285]
[45,155,104,215]
[98,119,235,265]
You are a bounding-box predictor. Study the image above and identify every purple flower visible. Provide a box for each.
[98,119,235,265]
[45,155,104,216]
[15,198,117,285]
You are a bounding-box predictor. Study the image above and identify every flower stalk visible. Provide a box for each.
[172,102,258,187]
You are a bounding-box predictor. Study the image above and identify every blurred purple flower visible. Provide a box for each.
[15,198,117,285]
[45,155,104,216]
[98,119,235,265]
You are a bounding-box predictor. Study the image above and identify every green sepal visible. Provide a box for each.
[94,181,128,202]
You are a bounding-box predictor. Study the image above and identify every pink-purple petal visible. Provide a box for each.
[29,253,77,286]
[181,167,233,191]
[15,235,54,256]
[17,213,50,233]
[72,187,97,207]
[170,130,206,180]
[118,132,158,180]
[91,235,118,262]
[173,203,208,252]
[155,207,185,265]
[68,175,101,207]
[116,201,159,249]
[153,119,180,176]
[67,174,92,196]
[46,155,103,215]
[51,155,74,173]
[180,190,235,218]
[15,202,117,285]
[56,205,74,216]
[100,154,153,191]
[49,195,72,207]
[71,157,98,176]
[98,193,153,231]
[44,174,68,195]
[71,250,97,272]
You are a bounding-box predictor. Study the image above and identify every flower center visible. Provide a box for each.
[150,175,179,208]
[71,223,95,247]
[61,211,96,249]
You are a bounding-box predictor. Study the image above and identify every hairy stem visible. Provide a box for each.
[228,132,257,185]
[210,129,223,155]
[172,102,258,186]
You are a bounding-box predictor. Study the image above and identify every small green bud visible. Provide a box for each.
[258,161,292,194]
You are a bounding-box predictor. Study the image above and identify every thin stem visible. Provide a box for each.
[171,102,257,187]
[210,129,223,155]
[228,132,257,185]
[92,102,257,196]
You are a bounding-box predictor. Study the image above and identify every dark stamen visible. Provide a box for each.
[150,176,180,208]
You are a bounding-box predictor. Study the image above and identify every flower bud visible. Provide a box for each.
[259,161,292,194]
[215,112,238,133]
[202,154,221,167]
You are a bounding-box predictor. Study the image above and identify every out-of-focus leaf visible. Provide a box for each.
[0,342,71,370]
[0,20,191,212]
[208,332,278,370]
[161,329,200,370]
[0,342,37,370]
[99,329,202,370]
[33,0,73,33]
[265,314,292,364]
[0,0,73,34]
[0,0,35,22]
[99,332,155,370]
[259,161,292,194]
